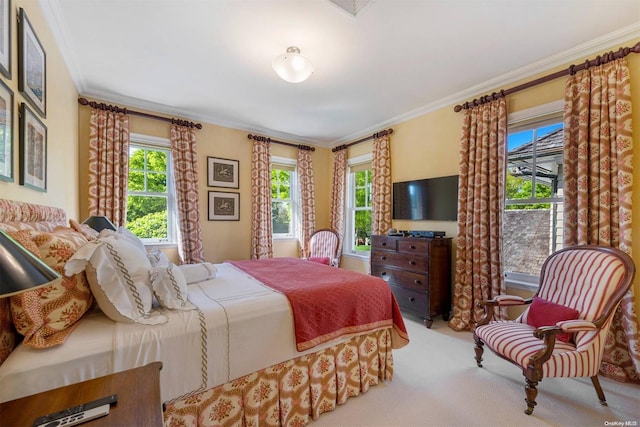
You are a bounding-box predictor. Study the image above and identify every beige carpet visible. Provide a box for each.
[312,315,639,427]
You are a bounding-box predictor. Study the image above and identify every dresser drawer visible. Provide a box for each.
[371,235,397,251]
[370,251,427,273]
[371,264,428,292]
[397,239,429,255]
[390,285,429,314]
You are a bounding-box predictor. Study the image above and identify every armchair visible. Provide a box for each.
[305,229,340,267]
[473,245,635,415]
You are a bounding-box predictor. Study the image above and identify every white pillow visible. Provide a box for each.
[66,236,167,325]
[178,262,218,284]
[147,248,170,267]
[150,263,196,311]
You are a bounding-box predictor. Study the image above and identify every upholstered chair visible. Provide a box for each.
[473,245,635,415]
[305,229,340,267]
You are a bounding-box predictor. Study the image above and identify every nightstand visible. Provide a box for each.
[0,361,163,426]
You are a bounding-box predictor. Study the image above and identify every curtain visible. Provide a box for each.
[330,149,347,260]
[449,97,507,331]
[563,58,639,384]
[371,135,392,236]
[297,149,316,257]
[87,108,130,226]
[251,139,273,259]
[170,124,205,264]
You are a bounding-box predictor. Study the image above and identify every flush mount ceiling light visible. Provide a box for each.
[272,46,314,83]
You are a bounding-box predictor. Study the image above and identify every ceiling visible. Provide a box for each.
[41,0,640,148]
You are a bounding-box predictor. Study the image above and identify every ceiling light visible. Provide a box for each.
[272,46,314,83]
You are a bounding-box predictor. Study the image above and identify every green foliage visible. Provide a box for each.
[272,201,291,234]
[129,148,167,192]
[506,174,552,209]
[126,210,168,239]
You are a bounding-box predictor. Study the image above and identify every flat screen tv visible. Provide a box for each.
[393,175,459,221]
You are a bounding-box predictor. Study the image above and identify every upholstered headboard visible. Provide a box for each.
[0,199,67,232]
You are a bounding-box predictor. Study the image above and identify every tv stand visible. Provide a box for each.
[370,235,452,328]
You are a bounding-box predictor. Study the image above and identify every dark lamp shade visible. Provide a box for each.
[82,216,117,232]
[0,229,62,298]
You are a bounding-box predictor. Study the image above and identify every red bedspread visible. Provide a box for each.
[228,258,409,351]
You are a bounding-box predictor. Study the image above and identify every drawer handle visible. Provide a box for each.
[381,271,387,276]
[381,242,387,246]
[414,280,422,285]
[408,261,416,265]
[381,256,386,260]
[410,245,416,249]
[408,297,415,302]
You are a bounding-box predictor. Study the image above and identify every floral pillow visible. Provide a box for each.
[8,228,93,349]
[0,298,17,365]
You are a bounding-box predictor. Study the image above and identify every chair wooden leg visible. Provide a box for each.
[473,336,484,367]
[524,378,538,415]
[591,375,608,406]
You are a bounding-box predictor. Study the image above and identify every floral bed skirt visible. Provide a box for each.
[164,328,393,426]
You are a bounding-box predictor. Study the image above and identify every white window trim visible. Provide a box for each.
[344,153,373,259]
[128,133,177,245]
[271,156,298,240]
[504,101,563,291]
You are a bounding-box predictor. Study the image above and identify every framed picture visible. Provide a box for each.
[207,156,239,188]
[0,0,11,79]
[18,8,46,118]
[19,103,47,192]
[0,79,13,181]
[208,191,239,221]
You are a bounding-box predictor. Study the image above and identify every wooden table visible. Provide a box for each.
[0,361,163,427]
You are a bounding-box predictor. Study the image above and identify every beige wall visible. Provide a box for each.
[0,0,79,218]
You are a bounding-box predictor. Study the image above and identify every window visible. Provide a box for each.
[504,102,564,288]
[345,154,372,256]
[271,157,298,238]
[126,134,176,244]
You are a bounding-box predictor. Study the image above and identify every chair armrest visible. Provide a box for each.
[556,319,597,333]
[474,295,531,327]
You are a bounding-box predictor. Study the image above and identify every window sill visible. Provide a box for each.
[342,252,371,261]
[505,278,538,292]
[144,242,178,250]
[273,236,298,241]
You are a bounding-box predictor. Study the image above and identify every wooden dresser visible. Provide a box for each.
[371,235,452,328]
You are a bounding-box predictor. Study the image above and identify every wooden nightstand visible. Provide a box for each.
[0,361,163,426]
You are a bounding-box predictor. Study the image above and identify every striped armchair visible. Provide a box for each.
[473,245,635,415]
[306,229,340,267]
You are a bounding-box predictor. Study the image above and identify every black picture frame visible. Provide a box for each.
[0,0,11,79]
[0,78,13,181]
[18,8,46,118]
[208,191,240,221]
[207,156,239,188]
[19,103,47,192]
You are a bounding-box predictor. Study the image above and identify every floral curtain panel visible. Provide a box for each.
[563,58,639,383]
[251,139,273,259]
[371,135,392,236]
[330,149,347,261]
[87,108,130,227]
[297,149,316,257]
[449,97,507,331]
[170,124,205,264]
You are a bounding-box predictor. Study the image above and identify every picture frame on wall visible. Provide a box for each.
[0,0,11,79]
[18,7,46,118]
[19,103,47,192]
[208,191,240,221]
[207,156,239,188]
[0,79,13,181]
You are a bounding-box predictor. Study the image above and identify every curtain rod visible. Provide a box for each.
[78,97,203,129]
[332,128,394,152]
[247,134,315,151]
[454,41,640,112]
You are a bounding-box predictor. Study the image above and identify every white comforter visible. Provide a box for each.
[0,263,344,403]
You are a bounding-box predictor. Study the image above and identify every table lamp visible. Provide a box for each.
[82,216,117,232]
[0,229,62,298]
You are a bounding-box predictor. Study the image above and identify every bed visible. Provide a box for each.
[0,199,409,426]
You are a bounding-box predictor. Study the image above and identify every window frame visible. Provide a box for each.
[344,153,373,259]
[504,100,564,290]
[271,156,298,240]
[127,133,177,245]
